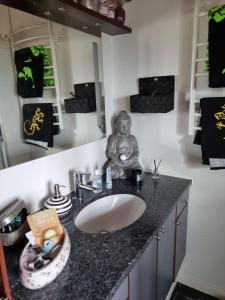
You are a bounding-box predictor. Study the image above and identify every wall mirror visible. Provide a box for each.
[0,5,106,170]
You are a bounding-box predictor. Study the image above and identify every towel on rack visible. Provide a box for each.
[15,47,44,98]
[208,5,225,87]
[23,103,57,149]
[195,98,225,168]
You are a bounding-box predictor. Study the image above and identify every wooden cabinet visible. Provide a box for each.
[174,203,188,279]
[130,239,157,300]
[156,209,176,300]
[128,188,189,300]
[106,188,189,300]
[129,208,176,300]
[0,0,132,37]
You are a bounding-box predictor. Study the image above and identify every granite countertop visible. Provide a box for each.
[4,173,191,300]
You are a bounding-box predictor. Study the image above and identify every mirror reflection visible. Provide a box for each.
[0,5,106,170]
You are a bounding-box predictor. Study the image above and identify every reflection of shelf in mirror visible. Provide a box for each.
[44,76,55,80]
[14,35,50,46]
[44,65,53,69]
[198,12,208,17]
[196,58,207,62]
[196,42,208,47]
[195,73,208,77]
[193,126,202,130]
[12,23,49,35]
[44,86,56,90]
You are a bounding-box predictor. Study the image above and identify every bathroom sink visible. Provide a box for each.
[74,194,146,234]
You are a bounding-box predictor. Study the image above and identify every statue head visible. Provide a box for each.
[116,111,131,136]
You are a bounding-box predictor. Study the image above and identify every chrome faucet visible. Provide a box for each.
[74,172,95,200]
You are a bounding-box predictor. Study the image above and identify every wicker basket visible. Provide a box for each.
[130,76,175,113]
[64,97,96,113]
[130,94,174,113]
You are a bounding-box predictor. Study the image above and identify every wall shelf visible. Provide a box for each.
[0,0,132,37]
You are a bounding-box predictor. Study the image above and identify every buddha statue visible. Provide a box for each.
[106,111,142,179]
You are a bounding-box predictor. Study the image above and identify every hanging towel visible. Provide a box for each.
[23,103,55,149]
[195,98,225,168]
[30,45,55,87]
[15,47,44,98]
[208,5,225,87]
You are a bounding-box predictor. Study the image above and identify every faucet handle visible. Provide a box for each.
[73,171,91,186]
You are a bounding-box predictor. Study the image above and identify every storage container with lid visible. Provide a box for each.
[0,200,28,246]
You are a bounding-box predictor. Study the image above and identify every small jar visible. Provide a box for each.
[98,0,109,17]
[131,169,143,186]
[108,0,115,18]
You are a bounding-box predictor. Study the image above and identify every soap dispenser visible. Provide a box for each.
[44,184,72,217]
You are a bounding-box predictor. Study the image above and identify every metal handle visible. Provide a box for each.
[181,200,188,205]
[177,222,183,226]
[159,227,166,234]
[58,6,66,12]
[154,235,160,241]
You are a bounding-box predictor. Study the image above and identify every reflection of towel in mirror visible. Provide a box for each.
[23,103,58,149]
[15,47,44,98]
[194,98,225,169]
[208,5,225,87]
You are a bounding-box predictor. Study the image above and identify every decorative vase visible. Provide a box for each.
[115,6,125,24]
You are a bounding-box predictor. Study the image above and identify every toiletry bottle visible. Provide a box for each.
[106,166,112,189]
[92,169,102,193]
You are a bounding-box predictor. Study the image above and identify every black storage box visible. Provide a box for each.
[74,82,96,98]
[64,97,96,113]
[130,76,175,113]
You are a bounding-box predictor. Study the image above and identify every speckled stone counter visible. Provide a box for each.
[4,173,191,300]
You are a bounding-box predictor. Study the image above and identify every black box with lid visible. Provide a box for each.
[130,76,175,113]
[64,82,96,113]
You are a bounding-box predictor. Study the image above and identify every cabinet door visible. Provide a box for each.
[130,239,157,300]
[111,277,128,300]
[157,209,176,300]
[174,204,188,278]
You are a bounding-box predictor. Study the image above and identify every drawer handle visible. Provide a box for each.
[177,222,183,226]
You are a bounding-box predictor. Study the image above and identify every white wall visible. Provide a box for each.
[55,25,104,148]
[111,0,225,298]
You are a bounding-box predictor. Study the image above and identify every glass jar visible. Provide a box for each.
[98,0,109,17]
[108,0,116,18]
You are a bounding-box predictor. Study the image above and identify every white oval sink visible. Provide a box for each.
[74,194,146,234]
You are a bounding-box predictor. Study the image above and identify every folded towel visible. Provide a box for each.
[195,98,225,167]
[208,5,225,87]
[15,47,44,98]
[23,103,56,149]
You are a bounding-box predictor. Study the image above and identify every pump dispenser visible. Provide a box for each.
[44,184,72,217]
